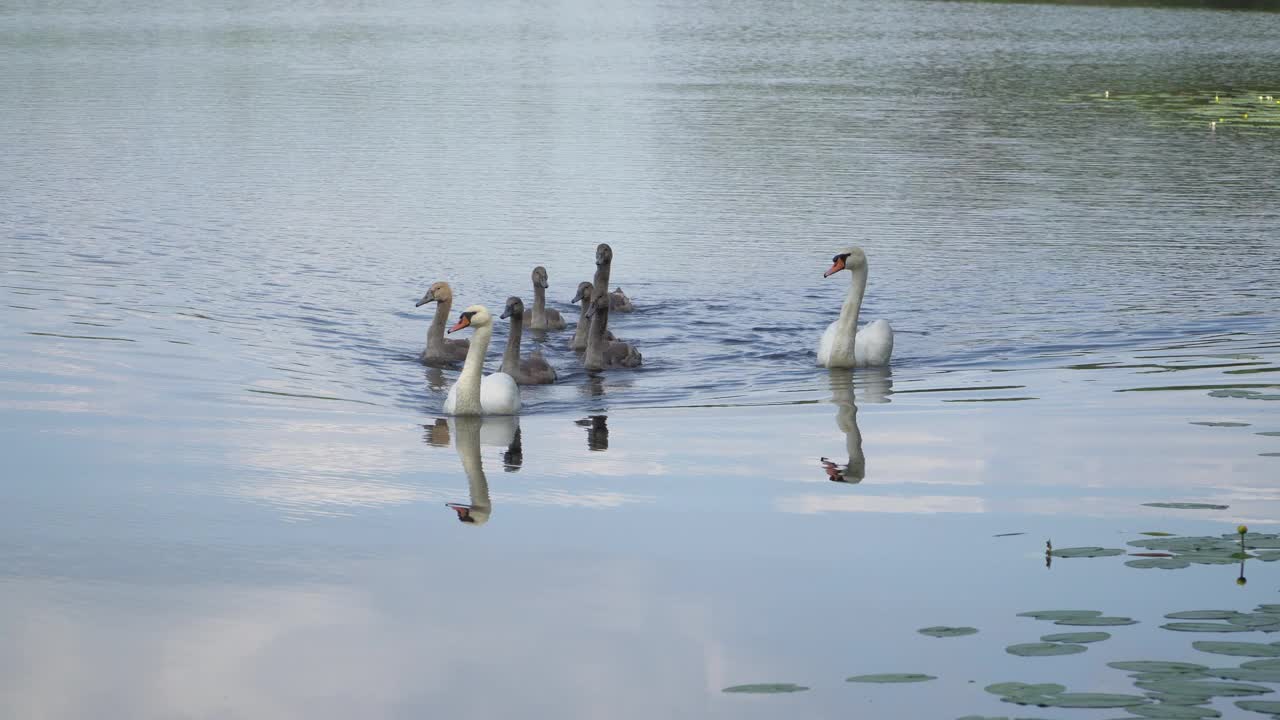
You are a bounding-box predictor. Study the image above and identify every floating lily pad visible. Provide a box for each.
[1135,678,1273,698]
[1162,623,1255,633]
[1128,703,1223,718]
[1007,692,1150,708]
[846,673,936,683]
[1017,610,1103,620]
[1054,616,1138,626]
[1167,611,1242,620]
[1256,551,1280,562]
[984,682,1067,697]
[722,683,809,693]
[1256,606,1280,614]
[1109,661,1209,674]
[1144,503,1230,510]
[1041,632,1110,643]
[1128,558,1193,569]
[1236,699,1280,715]
[1243,658,1280,670]
[1048,546,1125,558]
[919,626,979,638]
[1231,615,1280,629]
[993,532,1026,537]
[1207,667,1280,683]
[1191,421,1251,427]
[1142,531,1177,536]
[1193,641,1280,657]
[1006,642,1087,657]
[1259,432,1280,437]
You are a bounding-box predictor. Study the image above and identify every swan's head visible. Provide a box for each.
[500,296,524,319]
[571,281,594,304]
[824,247,867,278]
[415,281,453,307]
[595,243,613,266]
[448,305,492,334]
[447,502,490,526]
[532,266,549,289]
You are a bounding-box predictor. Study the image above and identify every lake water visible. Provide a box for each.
[3,0,1280,717]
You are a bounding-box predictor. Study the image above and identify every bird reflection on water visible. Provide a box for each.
[821,368,892,484]
[575,415,609,451]
[424,416,522,527]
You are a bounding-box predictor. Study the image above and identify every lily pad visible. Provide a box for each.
[1128,558,1193,569]
[1231,615,1280,628]
[1236,699,1280,715]
[1191,421,1251,427]
[918,626,979,638]
[984,682,1067,697]
[1142,531,1177,536]
[1006,642,1087,657]
[1135,678,1273,698]
[1040,632,1110,643]
[846,673,936,683]
[1256,606,1280,614]
[1242,658,1280,670]
[1054,616,1138,626]
[722,683,809,693]
[1162,622,1255,633]
[1048,546,1125,558]
[1008,692,1150,708]
[1207,667,1280,683]
[1143,502,1230,510]
[1166,611,1242,620]
[1127,703,1222,718]
[1193,641,1280,657]
[1017,610,1103,620]
[1108,661,1209,674]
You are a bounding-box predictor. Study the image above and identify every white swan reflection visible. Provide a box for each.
[425,416,522,526]
[821,368,892,483]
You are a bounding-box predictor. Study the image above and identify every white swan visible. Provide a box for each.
[816,247,894,368]
[443,305,521,415]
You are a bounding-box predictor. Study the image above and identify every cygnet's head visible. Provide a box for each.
[571,281,594,304]
[448,305,492,333]
[500,296,524,319]
[595,243,613,266]
[415,281,453,307]
[824,247,868,278]
[532,266,549,289]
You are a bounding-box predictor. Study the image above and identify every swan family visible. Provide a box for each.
[416,244,894,416]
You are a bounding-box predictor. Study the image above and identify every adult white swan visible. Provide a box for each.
[816,248,894,368]
[443,305,521,415]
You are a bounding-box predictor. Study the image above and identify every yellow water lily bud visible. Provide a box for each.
[1239,525,1249,535]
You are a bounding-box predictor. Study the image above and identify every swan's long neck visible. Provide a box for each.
[501,313,523,374]
[585,262,612,370]
[533,285,546,321]
[836,265,868,340]
[571,298,589,350]
[427,296,452,353]
[454,416,492,525]
[455,323,492,414]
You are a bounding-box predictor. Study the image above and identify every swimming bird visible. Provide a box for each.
[609,287,634,312]
[816,248,894,368]
[528,266,566,331]
[443,306,521,415]
[499,296,557,385]
[415,281,469,366]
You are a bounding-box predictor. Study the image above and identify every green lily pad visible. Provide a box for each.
[1231,615,1280,628]
[1236,699,1280,715]
[918,626,979,638]
[1006,642,1087,657]
[1259,432,1280,437]
[1191,421,1251,427]
[1254,551,1280,562]
[1040,632,1110,643]
[984,682,1067,697]
[1127,703,1222,718]
[1144,503,1230,510]
[1108,661,1209,674]
[1242,658,1280,670]
[1167,611,1242,620]
[1135,678,1273,698]
[1128,558,1193,569]
[1054,616,1138,626]
[846,673,936,683]
[1193,641,1280,657]
[1016,610,1103,620]
[722,683,809,693]
[1256,606,1280,614]
[1162,622,1255,633]
[1207,667,1280,682]
[1142,531,1177,536]
[1048,546,1125,558]
[1007,692,1150,708]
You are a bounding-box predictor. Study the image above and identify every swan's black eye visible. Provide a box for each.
[462,311,476,320]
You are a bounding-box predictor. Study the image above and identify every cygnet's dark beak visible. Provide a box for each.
[500,305,513,319]
[415,294,435,307]
[585,300,597,319]
[571,288,585,303]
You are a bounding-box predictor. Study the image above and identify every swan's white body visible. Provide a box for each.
[443,306,521,416]
[816,248,894,368]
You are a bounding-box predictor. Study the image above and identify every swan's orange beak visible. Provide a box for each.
[823,256,846,278]
[448,315,471,334]
[447,503,475,523]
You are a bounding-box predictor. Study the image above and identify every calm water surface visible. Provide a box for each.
[3,0,1280,717]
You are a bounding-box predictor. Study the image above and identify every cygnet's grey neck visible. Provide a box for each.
[501,312,523,374]
[586,261,612,369]
[533,284,546,316]
[427,296,452,346]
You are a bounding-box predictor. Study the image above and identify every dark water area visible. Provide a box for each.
[2,0,1279,717]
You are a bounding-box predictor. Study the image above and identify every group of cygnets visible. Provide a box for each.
[415,243,895,416]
